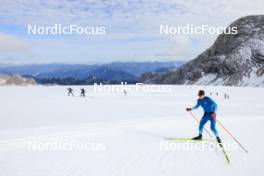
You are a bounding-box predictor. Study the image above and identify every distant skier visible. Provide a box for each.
[67,88,74,96]
[80,88,86,97]
[224,93,230,99]
[186,90,222,144]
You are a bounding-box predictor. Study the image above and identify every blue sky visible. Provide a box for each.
[0,0,263,64]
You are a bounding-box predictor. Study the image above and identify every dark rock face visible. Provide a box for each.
[146,15,264,86]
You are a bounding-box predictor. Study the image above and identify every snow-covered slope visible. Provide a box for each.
[0,85,263,175]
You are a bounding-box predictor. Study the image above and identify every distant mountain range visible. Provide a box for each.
[142,15,264,87]
[0,61,184,84]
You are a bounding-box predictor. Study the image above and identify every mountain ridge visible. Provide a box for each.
[142,15,264,87]
[0,61,184,84]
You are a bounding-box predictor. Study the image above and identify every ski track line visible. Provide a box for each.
[160,150,179,175]
[134,145,166,175]
[0,118,173,150]
[110,142,164,176]
[0,122,142,148]
[110,152,144,176]
[0,128,120,151]
[110,147,154,176]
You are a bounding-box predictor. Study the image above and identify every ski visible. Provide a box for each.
[164,137,215,142]
[217,142,230,164]
[164,137,231,164]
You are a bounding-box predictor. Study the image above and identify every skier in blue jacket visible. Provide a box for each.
[186,90,222,143]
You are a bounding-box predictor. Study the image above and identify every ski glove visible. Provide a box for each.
[211,113,216,118]
[186,108,192,112]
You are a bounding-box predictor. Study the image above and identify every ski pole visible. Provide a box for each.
[188,112,213,138]
[216,119,248,153]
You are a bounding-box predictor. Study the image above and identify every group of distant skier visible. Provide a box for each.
[67,87,127,97]
[209,92,230,99]
[67,88,86,97]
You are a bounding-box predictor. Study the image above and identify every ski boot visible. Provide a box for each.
[216,136,222,143]
[192,134,202,140]
[216,136,223,147]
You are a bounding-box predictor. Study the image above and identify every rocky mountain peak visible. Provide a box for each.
[143,15,264,87]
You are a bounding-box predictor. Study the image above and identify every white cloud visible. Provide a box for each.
[0,33,31,53]
[0,0,263,63]
[1,0,263,36]
[156,35,197,59]
[156,34,217,60]
[1,0,263,28]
